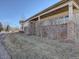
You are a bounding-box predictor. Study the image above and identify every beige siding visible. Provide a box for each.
[40,11,68,21]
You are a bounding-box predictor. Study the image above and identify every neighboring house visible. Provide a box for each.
[23,21,29,34]
[21,0,79,41]
[20,20,29,33]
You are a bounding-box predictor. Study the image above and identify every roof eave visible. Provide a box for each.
[25,0,69,22]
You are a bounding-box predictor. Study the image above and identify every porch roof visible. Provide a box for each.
[25,0,79,22]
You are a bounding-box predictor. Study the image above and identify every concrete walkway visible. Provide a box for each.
[0,33,11,59]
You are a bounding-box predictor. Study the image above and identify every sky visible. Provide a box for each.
[0,0,59,27]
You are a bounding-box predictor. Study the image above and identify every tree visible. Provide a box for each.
[0,22,3,32]
[6,25,10,32]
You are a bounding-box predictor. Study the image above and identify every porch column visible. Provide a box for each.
[20,20,24,32]
[35,17,40,36]
[38,16,41,36]
[67,1,75,41]
[29,21,32,35]
[69,1,74,21]
[21,23,24,31]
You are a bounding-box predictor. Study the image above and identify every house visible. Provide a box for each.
[19,20,29,33]
[21,0,79,41]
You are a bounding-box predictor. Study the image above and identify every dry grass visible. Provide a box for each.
[3,33,79,59]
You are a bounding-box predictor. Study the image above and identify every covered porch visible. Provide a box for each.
[27,0,79,41]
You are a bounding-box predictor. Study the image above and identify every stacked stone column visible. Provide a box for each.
[67,1,76,42]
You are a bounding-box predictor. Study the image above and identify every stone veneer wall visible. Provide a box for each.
[41,24,67,40]
[35,21,67,40]
[28,22,36,35]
